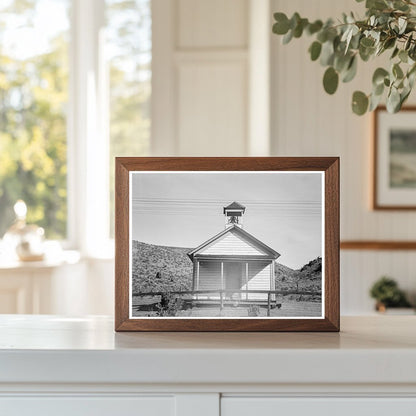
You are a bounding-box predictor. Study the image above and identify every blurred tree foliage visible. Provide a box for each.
[0,0,69,238]
[0,0,151,239]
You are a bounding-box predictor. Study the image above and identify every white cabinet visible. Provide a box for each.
[1,396,175,416]
[1,316,416,416]
[222,398,416,416]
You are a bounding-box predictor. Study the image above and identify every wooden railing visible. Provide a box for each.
[132,289,320,316]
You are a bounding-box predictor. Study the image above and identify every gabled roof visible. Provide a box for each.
[187,224,280,261]
[223,201,246,214]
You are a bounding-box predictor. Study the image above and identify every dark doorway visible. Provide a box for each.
[225,262,242,299]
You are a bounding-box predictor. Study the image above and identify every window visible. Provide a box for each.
[106,0,151,237]
[0,0,151,251]
[0,0,70,239]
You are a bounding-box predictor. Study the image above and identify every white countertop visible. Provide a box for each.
[0,315,415,386]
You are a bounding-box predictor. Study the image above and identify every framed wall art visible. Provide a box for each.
[374,106,416,209]
[115,157,339,331]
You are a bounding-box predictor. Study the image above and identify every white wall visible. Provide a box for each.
[271,0,416,313]
[45,0,416,316]
[152,0,271,156]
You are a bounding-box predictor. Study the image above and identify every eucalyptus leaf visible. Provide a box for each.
[282,29,293,44]
[320,40,335,66]
[334,52,351,72]
[383,37,396,50]
[309,41,322,61]
[399,49,408,63]
[342,56,357,82]
[293,18,308,38]
[273,13,290,34]
[393,63,404,79]
[352,91,369,115]
[398,17,407,34]
[323,67,339,94]
[405,33,413,50]
[391,47,399,59]
[366,0,388,10]
[360,37,375,48]
[401,87,411,106]
[369,92,383,111]
[373,82,385,95]
[372,67,389,85]
[387,87,401,112]
[307,20,323,35]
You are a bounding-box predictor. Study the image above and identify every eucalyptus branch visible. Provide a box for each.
[272,0,416,115]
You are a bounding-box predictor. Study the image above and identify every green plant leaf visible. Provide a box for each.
[393,63,404,79]
[405,33,413,50]
[391,47,399,59]
[383,37,396,50]
[369,92,383,111]
[293,17,308,38]
[366,0,388,8]
[273,13,290,34]
[320,40,335,66]
[352,91,369,115]
[307,20,323,35]
[282,29,293,44]
[372,67,389,86]
[323,67,339,94]
[334,52,351,72]
[374,82,385,95]
[309,41,322,61]
[342,56,357,82]
[360,37,375,48]
[399,49,408,63]
[387,87,401,112]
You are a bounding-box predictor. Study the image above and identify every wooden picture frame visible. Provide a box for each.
[115,157,339,332]
[373,106,416,210]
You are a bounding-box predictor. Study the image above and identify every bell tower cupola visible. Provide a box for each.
[223,201,246,229]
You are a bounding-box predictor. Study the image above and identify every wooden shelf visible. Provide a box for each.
[341,241,416,250]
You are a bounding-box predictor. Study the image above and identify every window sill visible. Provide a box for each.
[0,250,81,271]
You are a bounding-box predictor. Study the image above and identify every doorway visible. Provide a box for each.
[224,262,242,299]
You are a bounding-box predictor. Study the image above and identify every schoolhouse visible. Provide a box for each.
[187,202,280,301]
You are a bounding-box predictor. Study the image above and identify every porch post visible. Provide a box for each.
[220,262,224,309]
[196,261,200,300]
[220,262,224,289]
[192,259,196,291]
[245,262,249,300]
[270,260,275,301]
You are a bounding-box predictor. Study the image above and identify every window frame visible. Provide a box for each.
[67,0,111,257]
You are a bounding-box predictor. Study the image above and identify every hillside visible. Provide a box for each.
[275,257,322,293]
[132,240,322,296]
[131,241,193,293]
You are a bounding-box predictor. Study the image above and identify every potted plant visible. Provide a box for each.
[272,0,416,115]
[369,276,413,313]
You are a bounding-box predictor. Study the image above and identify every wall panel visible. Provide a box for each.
[271,0,416,314]
[177,60,247,156]
[177,0,248,49]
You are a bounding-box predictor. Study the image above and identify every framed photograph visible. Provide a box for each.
[374,106,416,209]
[115,157,339,332]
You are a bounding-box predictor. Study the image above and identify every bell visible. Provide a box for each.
[3,200,45,261]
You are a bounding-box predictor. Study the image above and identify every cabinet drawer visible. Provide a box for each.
[222,397,416,416]
[0,396,175,416]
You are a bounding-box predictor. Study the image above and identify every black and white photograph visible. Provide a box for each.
[129,171,324,319]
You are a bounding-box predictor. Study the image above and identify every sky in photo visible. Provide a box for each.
[131,172,323,269]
